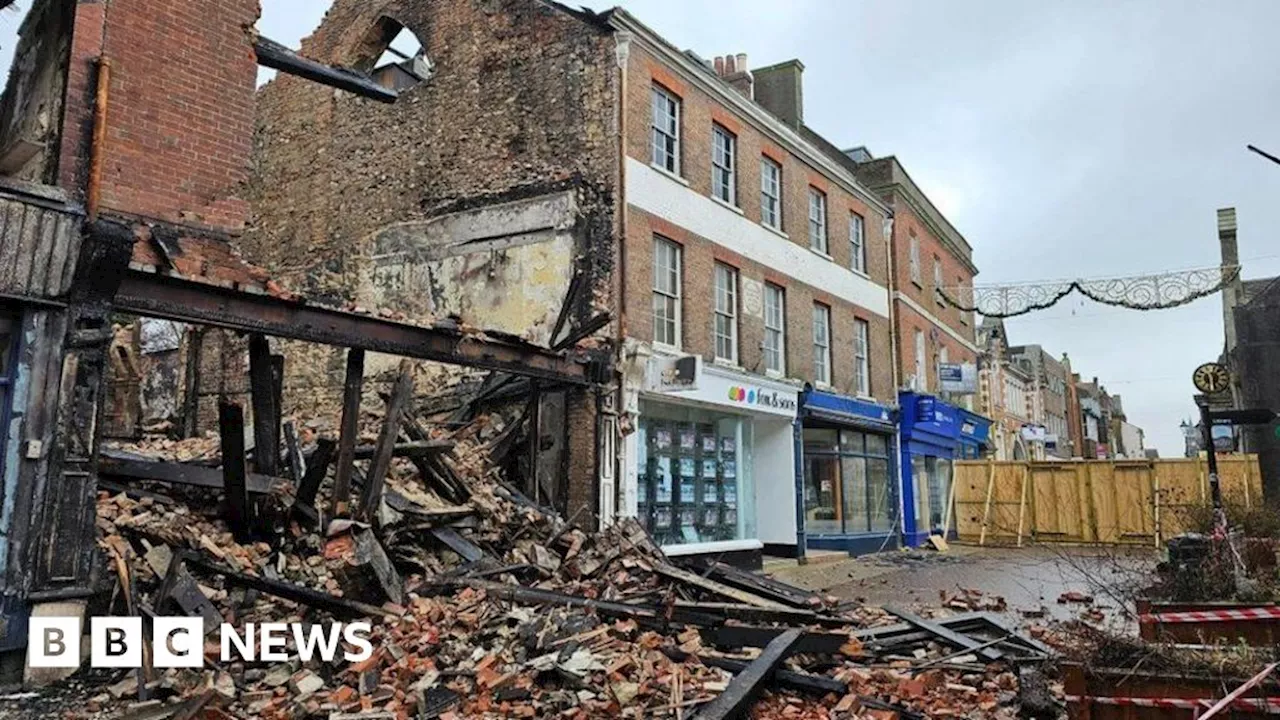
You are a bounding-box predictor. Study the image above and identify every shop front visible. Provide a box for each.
[957,408,993,459]
[899,392,992,548]
[796,388,899,556]
[623,357,798,567]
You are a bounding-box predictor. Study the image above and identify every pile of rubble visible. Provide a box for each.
[27,377,1055,719]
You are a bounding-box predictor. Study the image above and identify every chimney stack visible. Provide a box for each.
[1219,206,1244,354]
[711,53,754,99]
[751,59,805,129]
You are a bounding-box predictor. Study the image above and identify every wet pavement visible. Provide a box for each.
[769,545,1160,632]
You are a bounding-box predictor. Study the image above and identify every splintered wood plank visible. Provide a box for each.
[332,347,365,517]
[691,628,803,720]
[653,563,788,610]
[357,359,414,520]
[219,402,251,540]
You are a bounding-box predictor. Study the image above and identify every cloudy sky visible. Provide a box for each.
[3,0,1278,454]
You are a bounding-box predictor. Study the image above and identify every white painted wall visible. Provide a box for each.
[627,159,891,318]
[753,417,798,546]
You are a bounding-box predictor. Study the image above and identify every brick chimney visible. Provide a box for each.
[752,59,804,129]
[711,53,754,99]
[1219,207,1243,354]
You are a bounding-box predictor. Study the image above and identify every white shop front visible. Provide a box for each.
[622,356,798,561]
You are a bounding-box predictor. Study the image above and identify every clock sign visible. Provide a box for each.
[1192,362,1230,394]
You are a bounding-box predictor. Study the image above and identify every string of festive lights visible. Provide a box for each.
[939,265,1240,319]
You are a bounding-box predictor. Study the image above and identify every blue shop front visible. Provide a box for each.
[795,388,900,556]
[899,392,992,548]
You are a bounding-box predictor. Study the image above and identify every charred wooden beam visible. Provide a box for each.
[883,605,1003,662]
[691,628,803,720]
[99,455,283,494]
[180,326,204,439]
[283,420,306,483]
[248,335,279,477]
[113,271,597,384]
[182,552,391,619]
[430,527,485,564]
[254,36,398,104]
[332,348,365,518]
[357,359,414,519]
[662,647,846,695]
[680,559,820,609]
[699,625,859,655]
[351,440,452,460]
[294,437,335,511]
[218,402,251,540]
[652,563,788,610]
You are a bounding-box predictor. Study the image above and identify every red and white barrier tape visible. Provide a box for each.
[1067,694,1280,713]
[1139,606,1280,624]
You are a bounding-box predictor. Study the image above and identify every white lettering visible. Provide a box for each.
[292,623,343,663]
[220,622,255,662]
[342,622,374,662]
[259,623,289,662]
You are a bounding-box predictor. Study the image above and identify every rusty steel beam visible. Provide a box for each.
[114,271,597,384]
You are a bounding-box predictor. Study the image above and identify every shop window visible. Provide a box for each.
[635,402,753,546]
[913,455,954,534]
[803,428,893,535]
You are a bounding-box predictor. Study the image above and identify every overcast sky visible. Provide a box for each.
[3,0,1278,455]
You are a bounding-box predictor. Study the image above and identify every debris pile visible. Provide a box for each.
[31,370,1055,719]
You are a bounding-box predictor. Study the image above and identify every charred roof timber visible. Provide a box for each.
[254,36,398,104]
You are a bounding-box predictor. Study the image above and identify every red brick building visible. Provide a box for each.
[850,152,980,399]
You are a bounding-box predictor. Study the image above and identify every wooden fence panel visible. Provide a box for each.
[953,456,1263,546]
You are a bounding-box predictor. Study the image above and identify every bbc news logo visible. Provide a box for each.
[28,618,374,668]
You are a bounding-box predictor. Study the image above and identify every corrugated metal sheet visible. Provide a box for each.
[0,191,81,299]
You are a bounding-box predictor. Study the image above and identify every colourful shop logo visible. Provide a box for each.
[727,386,757,403]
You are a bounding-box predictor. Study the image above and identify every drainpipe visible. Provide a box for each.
[87,56,112,221]
[611,31,632,520]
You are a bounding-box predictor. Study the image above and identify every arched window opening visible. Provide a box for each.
[363,19,432,91]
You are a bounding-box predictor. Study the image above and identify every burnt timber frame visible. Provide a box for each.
[113,271,600,385]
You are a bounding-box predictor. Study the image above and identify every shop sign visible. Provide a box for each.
[916,396,958,428]
[939,363,978,394]
[1020,425,1048,442]
[648,355,701,392]
[1045,434,1059,450]
[727,385,798,413]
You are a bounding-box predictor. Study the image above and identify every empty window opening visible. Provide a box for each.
[359,18,432,91]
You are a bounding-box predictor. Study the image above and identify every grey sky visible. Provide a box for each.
[3,0,1278,455]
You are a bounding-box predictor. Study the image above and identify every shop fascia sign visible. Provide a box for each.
[939,363,978,394]
[724,384,798,413]
[1020,425,1048,442]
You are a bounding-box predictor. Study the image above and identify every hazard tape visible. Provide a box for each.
[1066,694,1280,713]
[1139,606,1280,624]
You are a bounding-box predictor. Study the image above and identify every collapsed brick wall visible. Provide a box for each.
[239,0,621,524]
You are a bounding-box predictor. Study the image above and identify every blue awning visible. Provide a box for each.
[800,388,896,432]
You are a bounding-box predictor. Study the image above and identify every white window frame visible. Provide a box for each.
[909,234,921,285]
[764,283,786,375]
[854,318,870,397]
[914,329,926,390]
[652,236,682,348]
[938,346,949,389]
[760,157,782,229]
[650,85,680,174]
[713,263,739,363]
[850,212,866,273]
[813,303,832,386]
[808,188,828,254]
[712,125,736,205]
[958,276,969,325]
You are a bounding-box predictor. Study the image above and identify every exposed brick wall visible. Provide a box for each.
[895,301,977,394]
[242,0,619,524]
[623,44,894,405]
[890,200,976,339]
[58,0,260,232]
